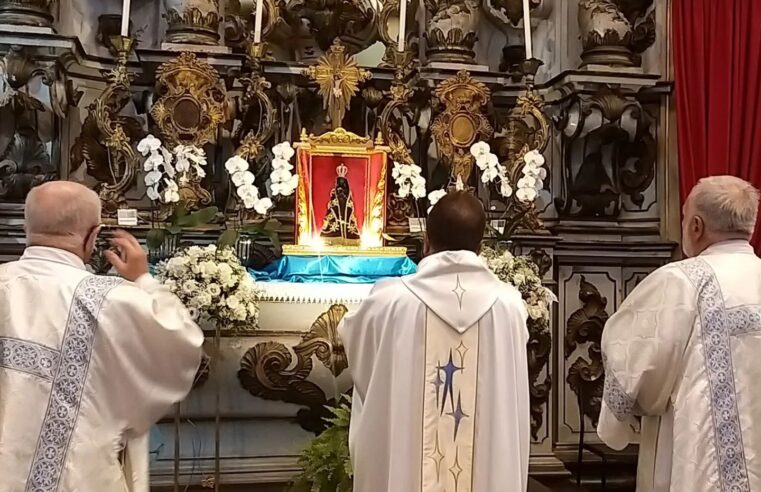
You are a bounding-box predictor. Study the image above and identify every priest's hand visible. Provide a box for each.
[105,229,149,282]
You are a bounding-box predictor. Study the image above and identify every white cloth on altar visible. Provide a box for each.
[339,250,531,492]
[0,247,204,492]
[598,240,761,492]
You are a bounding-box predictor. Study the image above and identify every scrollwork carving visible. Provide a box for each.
[528,315,552,440]
[565,276,609,427]
[425,0,480,64]
[554,85,657,218]
[287,0,378,55]
[238,304,349,433]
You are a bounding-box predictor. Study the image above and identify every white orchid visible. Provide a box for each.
[499,178,513,198]
[428,189,447,213]
[481,165,500,183]
[137,134,161,156]
[144,170,163,187]
[163,179,180,203]
[524,149,546,167]
[253,197,273,215]
[476,152,499,171]
[237,183,260,201]
[470,141,491,159]
[271,174,299,197]
[225,155,249,174]
[146,186,160,201]
[273,141,295,161]
[232,171,255,188]
[516,186,538,203]
[271,157,292,171]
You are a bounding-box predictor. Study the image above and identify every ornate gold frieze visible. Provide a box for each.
[303,39,371,130]
[430,70,493,185]
[238,304,349,432]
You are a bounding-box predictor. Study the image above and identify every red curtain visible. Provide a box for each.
[672,0,761,250]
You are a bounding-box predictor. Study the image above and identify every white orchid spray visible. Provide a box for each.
[270,142,299,197]
[138,134,179,204]
[516,150,547,203]
[469,141,513,199]
[224,155,273,215]
[392,160,427,200]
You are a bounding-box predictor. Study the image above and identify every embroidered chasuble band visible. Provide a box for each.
[421,310,479,492]
[23,275,123,492]
[678,259,750,492]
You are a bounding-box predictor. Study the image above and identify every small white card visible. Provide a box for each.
[490,219,506,234]
[409,218,426,233]
[117,208,138,226]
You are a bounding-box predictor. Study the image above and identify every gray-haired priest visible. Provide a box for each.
[0,181,204,492]
[598,175,761,491]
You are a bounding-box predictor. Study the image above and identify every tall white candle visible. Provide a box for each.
[254,0,264,44]
[120,0,131,37]
[522,0,533,59]
[398,0,407,52]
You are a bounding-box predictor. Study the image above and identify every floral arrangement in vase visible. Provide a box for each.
[155,245,262,331]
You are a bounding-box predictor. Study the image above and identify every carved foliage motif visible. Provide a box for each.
[577,0,655,67]
[425,0,480,63]
[555,86,656,218]
[287,0,378,55]
[238,304,349,433]
[431,70,493,185]
[565,276,609,427]
[163,0,222,46]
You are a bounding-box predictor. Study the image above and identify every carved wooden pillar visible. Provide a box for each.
[163,0,221,46]
[0,0,54,27]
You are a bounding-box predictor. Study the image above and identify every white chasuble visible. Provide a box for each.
[598,241,761,492]
[0,247,204,492]
[422,312,479,492]
[339,250,531,492]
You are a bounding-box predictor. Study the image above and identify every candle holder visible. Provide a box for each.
[520,57,543,85]
[91,35,139,216]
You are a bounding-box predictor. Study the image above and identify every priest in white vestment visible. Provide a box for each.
[339,191,531,492]
[0,182,204,492]
[598,176,761,491]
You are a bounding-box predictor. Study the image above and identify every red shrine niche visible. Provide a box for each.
[292,128,389,249]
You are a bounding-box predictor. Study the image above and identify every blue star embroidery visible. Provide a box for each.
[446,392,470,441]
[440,349,463,414]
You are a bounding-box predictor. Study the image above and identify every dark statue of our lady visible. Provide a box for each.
[320,163,360,244]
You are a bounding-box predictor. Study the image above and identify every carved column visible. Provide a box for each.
[163,0,222,46]
[0,0,54,27]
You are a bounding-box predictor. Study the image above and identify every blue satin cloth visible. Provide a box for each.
[250,255,418,283]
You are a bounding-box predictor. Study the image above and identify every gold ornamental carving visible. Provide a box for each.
[303,39,371,130]
[151,52,229,149]
[430,70,493,185]
[238,304,349,431]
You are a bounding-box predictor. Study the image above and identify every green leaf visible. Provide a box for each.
[167,225,182,235]
[217,229,240,248]
[171,202,188,222]
[177,206,218,227]
[146,228,167,250]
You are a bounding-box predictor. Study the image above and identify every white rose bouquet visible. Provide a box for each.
[155,245,262,332]
[480,246,556,324]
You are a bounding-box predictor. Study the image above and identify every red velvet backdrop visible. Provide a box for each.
[673,0,761,249]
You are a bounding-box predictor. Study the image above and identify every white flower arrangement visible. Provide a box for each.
[480,246,556,324]
[392,161,427,199]
[516,150,547,203]
[270,142,299,197]
[470,141,513,199]
[138,134,179,204]
[174,145,208,178]
[224,155,273,215]
[427,188,446,213]
[155,245,262,331]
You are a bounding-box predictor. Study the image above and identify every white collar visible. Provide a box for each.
[700,240,755,257]
[21,246,87,271]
